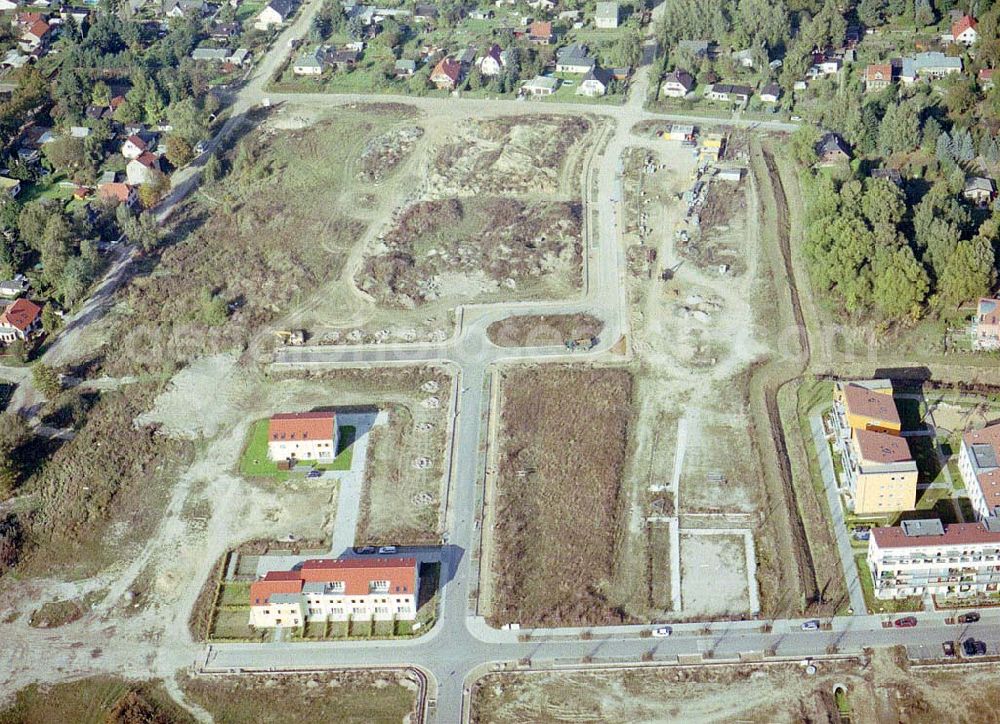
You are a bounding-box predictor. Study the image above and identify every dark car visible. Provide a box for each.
[894,616,918,628]
[306,470,322,479]
[942,641,956,658]
[958,611,981,624]
[963,638,987,657]
[352,546,377,554]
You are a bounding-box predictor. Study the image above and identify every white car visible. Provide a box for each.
[651,626,672,637]
[800,619,820,631]
[378,545,397,554]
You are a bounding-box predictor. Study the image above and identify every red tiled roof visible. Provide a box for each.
[952,15,977,37]
[125,134,148,151]
[98,182,135,204]
[872,521,1000,549]
[299,557,417,596]
[250,574,304,605]
[16,12,41,26]
[980,69,995,81]
[0,298,41,332]
[855,428,911,464]
[268,411,336,443]
[133,151,159,169]
[26,20,49,39]
[530,20,552,37]
[431,57,461,83]
[842,383,901,427]
[865,63,892,82]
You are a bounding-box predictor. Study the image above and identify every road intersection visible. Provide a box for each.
[1,5,986,723]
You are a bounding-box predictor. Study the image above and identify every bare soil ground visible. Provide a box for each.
[490,366,634,628]
[179,671,418,724]
[679,534,750,616]
[487,314,604,347]
[472,650,1000,724]
[358,197,581,308]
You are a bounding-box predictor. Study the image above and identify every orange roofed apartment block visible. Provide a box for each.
[266,411,338,464]
[832,380,917,515]
[248,557,419,628]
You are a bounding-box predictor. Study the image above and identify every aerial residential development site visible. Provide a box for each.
[6,0,1000,721]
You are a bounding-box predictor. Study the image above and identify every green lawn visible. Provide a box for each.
[855,554,922,614]
[218,581,251,607]
[239,420,356,478]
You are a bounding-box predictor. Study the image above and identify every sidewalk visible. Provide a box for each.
[810,413,868,616]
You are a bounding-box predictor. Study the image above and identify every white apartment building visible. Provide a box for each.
[249,557,418,628]
[266,410,339,463]
[867,518,1000,600]
[959,422,1000,521]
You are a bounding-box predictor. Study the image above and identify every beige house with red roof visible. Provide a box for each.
[267,411,338,463]
[832,380,916,514]
[951,15,978,46]
[959,423,1000,521]
[430,56,462,89]
[249,557,419,627]
[867,517,1000,599]
[0,298,42,344]
[864,63,892,92]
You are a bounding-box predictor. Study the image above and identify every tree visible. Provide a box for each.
[914,0,935,26]
[878,101,921,156]
[42,136,87,178]
[862,179,906,227]
[346,14,365,40]
[198,287,228,326]
[734,0,789,48]
[138,172,170,209]
[122,212,161,253]
[789,124,820,165]
[611,30,642,69]
[936,236,996,307]
[39,215,74,288]
[202,152,222,183]
[31,363,61,398]
[165,135,193,167]
[166,97,207,145]
[91,80,112,107]
[872,246,929,319]
[41,305,61,334]
[858,0,885,26]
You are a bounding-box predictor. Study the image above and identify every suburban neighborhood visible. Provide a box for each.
[6,0,1000,720]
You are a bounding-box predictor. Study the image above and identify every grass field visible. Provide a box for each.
[489,366,634,627]
[180,671,418,724]
[239,420,355,478]
[0,677,193,724]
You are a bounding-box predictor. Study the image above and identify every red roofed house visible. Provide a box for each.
[867,517,1000,599]
[248,557,419,628]
[864,63,892,92]
[430,56,462,90]
[952,15,978,46]
[979,68,995,90]
[971,297,1000,350]
[267,410,338,463]
[21,19,50,51]
[126,151,162,185]
[98,182,139,208]
[121,134,150,160]
[528,20,554,44]
[0,298,42,344]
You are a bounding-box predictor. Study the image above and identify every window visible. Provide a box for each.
[370,580,390,593]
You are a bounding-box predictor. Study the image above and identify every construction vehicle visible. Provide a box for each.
[274,329,307,346]
[565,336,597,351]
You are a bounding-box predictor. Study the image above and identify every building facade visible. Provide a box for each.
[868,518,1000,600]
[832,380,917,514]
[972,298,1000,350]
[959,423,1000,521]
[249,557,419,628]
[267,410,338,462]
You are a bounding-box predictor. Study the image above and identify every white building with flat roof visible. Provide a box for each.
[867,518,1000,600]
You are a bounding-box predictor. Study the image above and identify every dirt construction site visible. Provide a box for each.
[472,649,1000,723]
[267,107,602,347]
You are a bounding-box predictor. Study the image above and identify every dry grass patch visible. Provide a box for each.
[487,314,604,347]
[0,677,193,724]
[179,671,419,724]
[490,366,634,627]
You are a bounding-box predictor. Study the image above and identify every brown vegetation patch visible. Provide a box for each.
[487,314,604,347]
[0,677,193,723]
[490,366,634,627]
[358,197,582,308]
[179,670,418,724]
